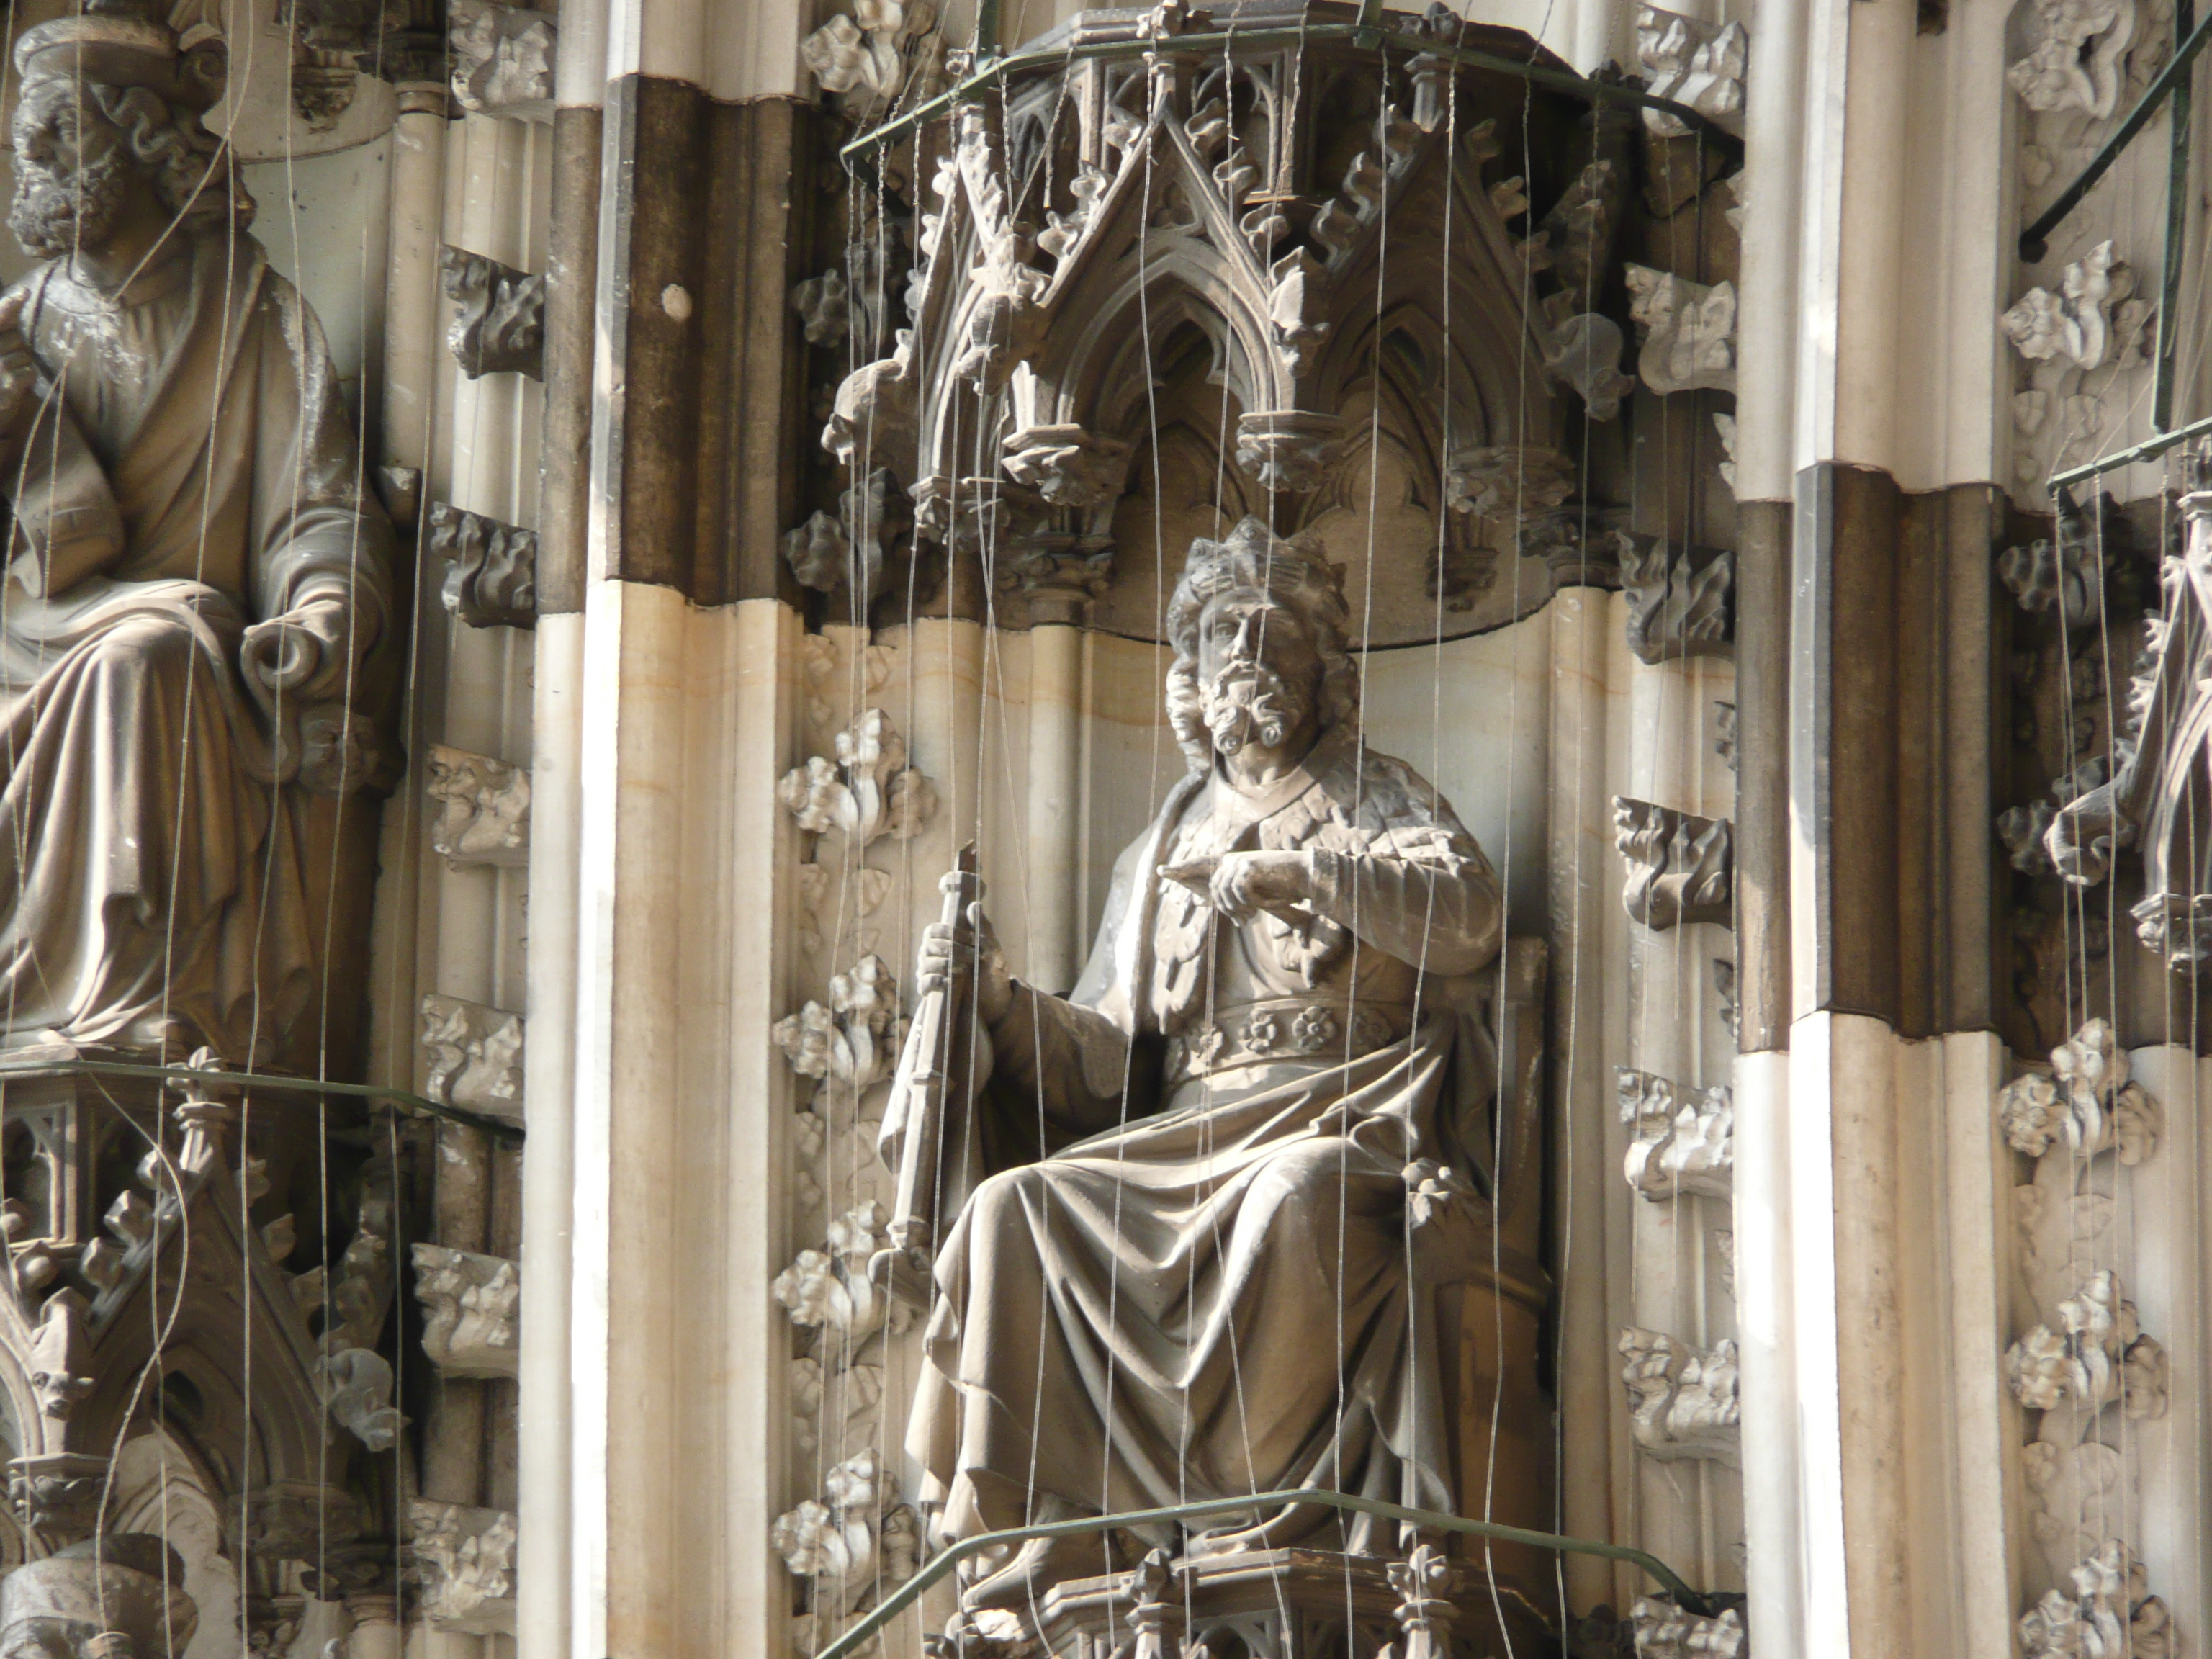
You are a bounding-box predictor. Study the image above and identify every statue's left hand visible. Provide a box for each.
[242,596,351,699]
[1164,849,1315,923]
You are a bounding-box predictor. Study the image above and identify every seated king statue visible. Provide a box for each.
[0,0,392,1064]
[892,517,1507,1610]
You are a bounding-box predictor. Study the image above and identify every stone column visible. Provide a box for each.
[513,0,604,1632]
[1022,594,1087,994]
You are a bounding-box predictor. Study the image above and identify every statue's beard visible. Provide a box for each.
[1201,662,1308,757]
[10,153,130,259]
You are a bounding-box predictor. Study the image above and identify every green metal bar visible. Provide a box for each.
[0,1059,526,1144]
[812,1485,1725,1659]
[2019,2,2212,263]
[2046,410,2212,493]
[839,22,1743,165]
[2157,0,2195,429]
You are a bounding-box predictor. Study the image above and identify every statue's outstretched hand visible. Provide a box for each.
[1161,850,1315,923]
[242,595,352,701]
[0,292,39,449]
[917,900,1015,1023]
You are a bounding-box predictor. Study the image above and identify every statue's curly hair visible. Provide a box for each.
[1162,517,1362,772]
[84,79,254,233]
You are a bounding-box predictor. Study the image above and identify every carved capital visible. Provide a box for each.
[441,248,545,380]
[1233,411,1345,494]
[1621,537,1733,662]
[232,1482,369,1565]
[450,0,555,118]
[7,1452,107,1542]
[1617,1070,1732,1201]
[1613,797,1732,930]
[428,746,531,867]
[431,503,538,629]
[413,1245,519,1379]
[410,1501,518,1635]
[420,994,525,1123]
[1619,1327,1740,1466]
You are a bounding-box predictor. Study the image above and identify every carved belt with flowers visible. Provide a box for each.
[1162,996,1413,1084]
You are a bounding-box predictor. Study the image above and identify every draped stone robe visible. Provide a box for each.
[907,725,1503,1555]
[0,230,390,1057]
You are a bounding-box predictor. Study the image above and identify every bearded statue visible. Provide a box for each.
[883,517,1508,1609]
[0,1535,198,1659]
[0,0,392,1064]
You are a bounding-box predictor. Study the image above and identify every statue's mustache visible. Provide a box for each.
[1202,661,1304,755]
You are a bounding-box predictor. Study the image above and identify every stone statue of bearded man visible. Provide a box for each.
[894,517,1505,1609]
[0,0,392,1063]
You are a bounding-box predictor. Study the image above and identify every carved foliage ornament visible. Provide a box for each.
[411,1500,518,1635]
[428,746,531,866]
[420,993,526,1123]
[778,710,937,850]
[1614,797,1733,930]
[441,247,546,380]
[1635,5,1748,136]
[1619,1327,1740,1467]
[1622,538,1733,664]
[1624,266,1738,396]
[1617,1069,1732,1201]
[431,503,537,629]
[2002,243,2152,374]
[1630,1599,1746,1659]
[449,0,555,119]
[413,1245,520,1379]
[2010,0,2144,119]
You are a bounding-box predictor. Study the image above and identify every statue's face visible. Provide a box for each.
[9,79,133,258]
[1194,590,1322,758]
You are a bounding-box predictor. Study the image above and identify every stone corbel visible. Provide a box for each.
[413,1244,520,1379]
[1624,266,1738,396]
[1635,6,1748,136]
[777,711,937,851]
[410,1500,518,1635]
[1613,797,1733,930]
[1617,1069,1733,1201]
[1629,1599,1746,1659]
[1619,1327,1740,1466]
[420,994,526,1123]
[1621,536,1734,663]
[428,745,531,867]
[232,1483,369,1567]
[431,503,537,629]
[449,0,554,120]
[1234,411,1345,495]
[440,248,546,380]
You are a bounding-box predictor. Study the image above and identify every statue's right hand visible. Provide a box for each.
[916,901,1015,1024]
[0,293,39,444]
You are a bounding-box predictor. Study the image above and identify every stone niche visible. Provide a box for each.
[776,0,1738,1650]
